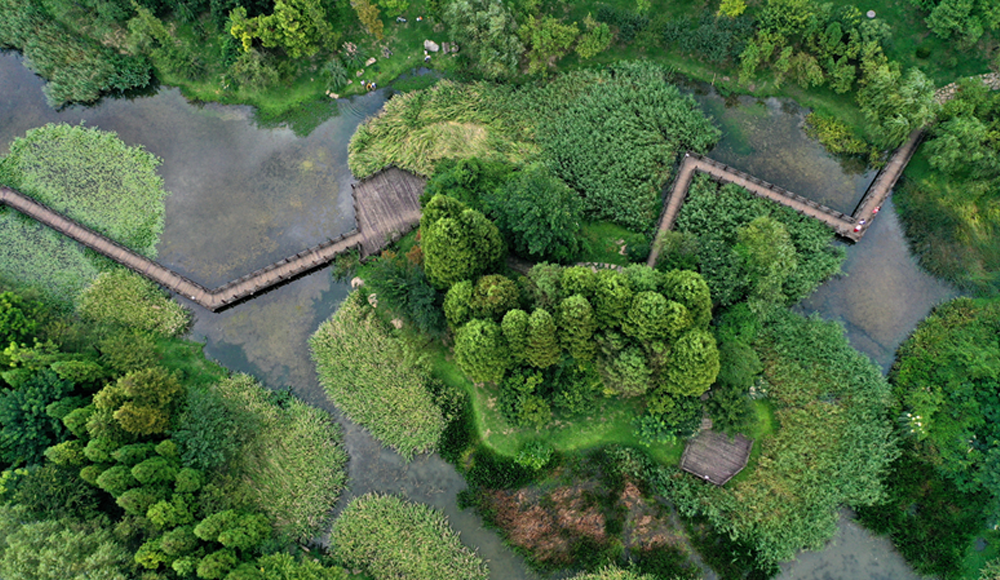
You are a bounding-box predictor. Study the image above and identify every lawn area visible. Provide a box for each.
[725,398,777,485]
[156,336,229,388]
[577,221,638,266]
[426,342,683,466]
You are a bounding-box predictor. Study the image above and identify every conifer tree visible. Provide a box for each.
[502,309,530,364]
[558,295,596,362]
[527,309,561,369]
[455,319,510,383]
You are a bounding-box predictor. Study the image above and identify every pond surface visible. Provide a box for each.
[0,53,536,580]
[0,55,957,579]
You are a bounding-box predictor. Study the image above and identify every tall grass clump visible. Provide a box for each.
[211,374,348,543]
[331,493,489,580]
[77,270,190,337]
[0,124,170,301]
[309,291,446,459]
[349,62,719,230]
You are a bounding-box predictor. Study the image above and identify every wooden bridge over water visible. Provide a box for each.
[0,167,425,312]
[647,128,925,267]
[0,124,925,315]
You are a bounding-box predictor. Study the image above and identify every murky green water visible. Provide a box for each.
[0,53,536,580]
[691,89,877,214]
[0,55,959,579]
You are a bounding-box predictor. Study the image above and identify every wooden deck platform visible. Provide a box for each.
[0,166,426,312]
[680,429,754,486]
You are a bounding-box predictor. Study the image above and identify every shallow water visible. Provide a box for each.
[0,53,536,580]
[776,512,925,580]
[692,89,877,214]
[0,55,956,579]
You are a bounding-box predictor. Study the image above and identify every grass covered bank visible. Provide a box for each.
[0,124,170,303]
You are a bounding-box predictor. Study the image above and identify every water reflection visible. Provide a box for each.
[0,53,955,579]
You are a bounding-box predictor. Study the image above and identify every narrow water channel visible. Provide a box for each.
[0,55,957,578]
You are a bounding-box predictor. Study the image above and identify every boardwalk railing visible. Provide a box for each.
[647,127,926,267]
[0,167,425,312]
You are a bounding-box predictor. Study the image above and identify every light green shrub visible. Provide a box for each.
[331,493,489,580]
[77,270,189,337]
[309,292,446,459]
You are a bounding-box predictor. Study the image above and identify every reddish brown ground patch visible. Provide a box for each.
[485,485,607,566]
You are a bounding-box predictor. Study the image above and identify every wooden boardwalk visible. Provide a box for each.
[647,128,925,266]
[0,167,425,311]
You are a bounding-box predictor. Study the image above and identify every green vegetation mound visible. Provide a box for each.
[896,78,1000,296]
[331,493,489,580]
[77,270,190,338]
[664,311,896,566]
[349,61,719,230]
[205,374,349,543]
[670,174,846,309]
[859,297,1000,577]
[0,124,169,302]
[309,291,447,459]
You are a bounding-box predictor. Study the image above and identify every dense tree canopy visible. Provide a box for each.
[673,175,845,308]
[443,0,524,79]
[420,195,505,289]
[483,164,583,263]
[891,298,1000,520]
[664,312,896,565]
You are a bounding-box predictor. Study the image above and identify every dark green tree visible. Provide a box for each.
[420,195,505,289]
[421,157,514,209]
[443,280,474,329]
[592,270,634,329]
[561,266,596,300]
[662,329,720,398]
[736,216,798,319]
[443,0,524,79]
[601,346,652,397]
[660,269,713,329]
[470,275,520,321]
[526,309,561,369]
[0,291,42,347]
[526,262,563,311]
[557,295,596,362]
[454,319,510,383]
[483,164,583,262]
[0,369,72,465]
[501,309,531,364]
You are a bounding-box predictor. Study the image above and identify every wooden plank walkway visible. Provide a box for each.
[680,427,754,486]
[647,128,926,267]
[0,166,425,312]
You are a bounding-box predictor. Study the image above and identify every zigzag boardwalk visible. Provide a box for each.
[0,167,425,311]
[647,128,925,267]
